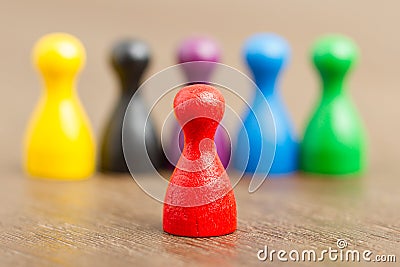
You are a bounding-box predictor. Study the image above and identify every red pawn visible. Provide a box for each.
[163,84,237,237]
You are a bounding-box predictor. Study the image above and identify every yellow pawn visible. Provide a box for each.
[24,33,95,180]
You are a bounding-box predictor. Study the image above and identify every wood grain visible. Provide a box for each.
[0,170,398,267]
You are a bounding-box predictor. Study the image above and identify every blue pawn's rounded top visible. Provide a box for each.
[243,33,290,78]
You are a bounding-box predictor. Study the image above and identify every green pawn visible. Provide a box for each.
[300,35,367,176]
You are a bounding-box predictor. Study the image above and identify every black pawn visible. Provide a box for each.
[100,39,164,173]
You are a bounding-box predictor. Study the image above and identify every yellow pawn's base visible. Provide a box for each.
[26,173,92,181]
[25,166,94,181]
[25,150,95,181]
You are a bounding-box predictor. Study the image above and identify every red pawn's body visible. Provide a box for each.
[163,84,237,237]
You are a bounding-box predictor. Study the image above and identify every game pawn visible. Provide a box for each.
[300,34,367,175]
[100,39,164,173]
[163,84,237,237]
[233,33,298,175]
[24,33,96,180]
[166,36,231,169]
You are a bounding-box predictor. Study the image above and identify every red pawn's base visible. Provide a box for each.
[163,191,237,237]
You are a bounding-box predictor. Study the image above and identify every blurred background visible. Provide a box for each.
[0,0,398,173]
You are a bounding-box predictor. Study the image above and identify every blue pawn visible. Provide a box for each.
[233,33,298,175]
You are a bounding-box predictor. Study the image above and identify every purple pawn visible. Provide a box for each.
[166,36,231,168]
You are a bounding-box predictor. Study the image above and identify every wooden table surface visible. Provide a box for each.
[1,0,400,266]
[0,170,398,266]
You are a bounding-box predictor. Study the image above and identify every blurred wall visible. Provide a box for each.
[0,0,398,170]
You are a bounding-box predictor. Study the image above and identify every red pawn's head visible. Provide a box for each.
[174,84,225,129]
